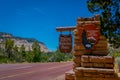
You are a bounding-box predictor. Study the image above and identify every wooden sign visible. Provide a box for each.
[81,24,100,51]
[59,34,72,53]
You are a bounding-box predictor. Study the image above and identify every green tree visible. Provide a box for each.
[87,0,120,38]
[32,41,41,62]
[5,39,14,59]
[13,45,18,53]
[26,51,34,62]
[20,44,26,61]
[52,49,72,62]
[26,47,34,62]
[0,41,4,56]
[13,45,19,61]
[54,50,65,62]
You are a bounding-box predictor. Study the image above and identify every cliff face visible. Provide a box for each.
[0,32,49,52]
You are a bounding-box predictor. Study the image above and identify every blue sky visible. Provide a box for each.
[0,0,97,51]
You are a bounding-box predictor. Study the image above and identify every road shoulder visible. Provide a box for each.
[50,74,65,80]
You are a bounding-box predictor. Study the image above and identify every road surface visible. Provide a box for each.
[0,62,73,80]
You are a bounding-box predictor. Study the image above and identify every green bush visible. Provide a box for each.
[48,51,72,62]
[115,57,120,72]
[0,45,73,63]
[108,47,120,58]
[0,56,8,63]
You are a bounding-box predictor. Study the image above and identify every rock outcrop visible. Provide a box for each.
[0,32,49,52]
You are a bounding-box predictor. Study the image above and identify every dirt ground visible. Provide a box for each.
[50,74,65,80]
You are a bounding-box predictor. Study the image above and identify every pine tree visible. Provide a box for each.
[87,0,120,38]
[5,39,14,59]
[13,45,19,61]
[32,41,41,62]
[20,44,26,61]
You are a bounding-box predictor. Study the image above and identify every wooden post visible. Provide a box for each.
[56,26,75,32]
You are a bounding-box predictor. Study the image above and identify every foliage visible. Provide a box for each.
[108,47,120,58]
[40,53,50,62]
[13,45,19,62]
[87,0,120,39]
[5,39,14,59]
[32,41,41,62]
[20,44,26,60]
[0,39,72,63]
[52,50,72,62]
[0,56,8,63]
[25,51,34,62]
[115,57,120,72]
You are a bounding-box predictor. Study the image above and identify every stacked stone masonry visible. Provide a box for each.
[65,15,119,80]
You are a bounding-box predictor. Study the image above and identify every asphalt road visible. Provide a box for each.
[0,62,73,80]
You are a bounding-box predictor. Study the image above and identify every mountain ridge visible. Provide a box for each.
[0,32,49,52]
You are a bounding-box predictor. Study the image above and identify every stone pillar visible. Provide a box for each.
[65,15,119,80]
[74,15,119,80]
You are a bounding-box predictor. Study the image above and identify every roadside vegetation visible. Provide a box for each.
[87,0,120,72]
[0,39,72,63]
[108,47,120,58]
[108,45,120,72]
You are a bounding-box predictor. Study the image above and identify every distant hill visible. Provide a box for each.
[0,32,49,52]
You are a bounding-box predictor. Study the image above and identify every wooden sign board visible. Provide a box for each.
[59,34,72,53]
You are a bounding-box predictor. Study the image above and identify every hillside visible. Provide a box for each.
[0,32,49,52]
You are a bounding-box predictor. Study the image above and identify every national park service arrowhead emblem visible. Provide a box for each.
[81,24,100,51]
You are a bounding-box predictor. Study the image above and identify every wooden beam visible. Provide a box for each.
[56,26,76,32]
